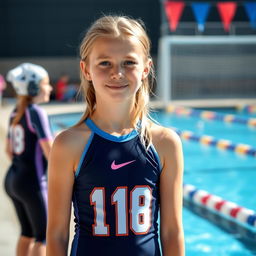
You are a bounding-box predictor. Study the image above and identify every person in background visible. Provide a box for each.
[63,83,79,102]
[0,74,6,106]
[55,74,69,101]
[47,15,184,256]
[4,63,53,256]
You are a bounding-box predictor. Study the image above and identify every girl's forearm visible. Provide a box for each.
[46,235,69,256]
[161,232,185,256]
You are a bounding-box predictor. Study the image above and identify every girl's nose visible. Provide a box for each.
[110,66,124,80]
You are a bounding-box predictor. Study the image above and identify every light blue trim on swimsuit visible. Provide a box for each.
[85,118,138,142]
[150,143,163,172]
[75,132,94,177]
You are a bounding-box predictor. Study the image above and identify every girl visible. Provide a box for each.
[46,16,184,256]
[5,63,53,256]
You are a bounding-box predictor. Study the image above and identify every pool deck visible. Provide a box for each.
[0,105,17,256]
[0,98,255,255]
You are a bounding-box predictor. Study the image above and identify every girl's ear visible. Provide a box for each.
[80,61,91,81]
[142,59,152,80]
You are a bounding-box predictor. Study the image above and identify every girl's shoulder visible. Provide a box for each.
[149,122,182,158]
[150,122,181,145]
[51,122,93,171]
[52,122,92,157]
[28,104,48,120]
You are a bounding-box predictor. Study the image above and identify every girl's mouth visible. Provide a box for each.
[106,84,128,89]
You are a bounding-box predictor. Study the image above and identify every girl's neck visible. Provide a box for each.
[91,100,137,133]
[32,96,42,104]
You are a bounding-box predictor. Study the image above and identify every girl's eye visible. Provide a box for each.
[99,61,111,67]
[123,60,137,66]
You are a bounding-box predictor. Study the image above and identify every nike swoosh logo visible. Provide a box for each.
[111,160,136,170]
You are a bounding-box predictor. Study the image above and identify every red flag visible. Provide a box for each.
[217,2,237,32]
[164,1,185,32]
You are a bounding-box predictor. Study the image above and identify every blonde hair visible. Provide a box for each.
[78,15,155,148]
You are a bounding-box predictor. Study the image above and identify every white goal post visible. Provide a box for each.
[156,36,256,104]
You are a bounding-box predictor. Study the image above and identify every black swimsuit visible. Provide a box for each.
[4,104,52,242]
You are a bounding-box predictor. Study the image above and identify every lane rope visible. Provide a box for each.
[172,127,256,157]
[183,184,256,230]
[166,105,256,128]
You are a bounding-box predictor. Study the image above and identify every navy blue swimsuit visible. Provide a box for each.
[71,118,162,256]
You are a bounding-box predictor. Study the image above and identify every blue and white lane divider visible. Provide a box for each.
[172,127,256,157]
[166,105,256,127]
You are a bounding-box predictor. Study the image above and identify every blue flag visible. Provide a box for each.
[192,3,211,32]
[244,2,256,29]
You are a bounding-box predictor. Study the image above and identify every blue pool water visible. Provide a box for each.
[152,111,256,146]
[49,109,256,256]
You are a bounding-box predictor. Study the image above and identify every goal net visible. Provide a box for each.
[156,36,256,104]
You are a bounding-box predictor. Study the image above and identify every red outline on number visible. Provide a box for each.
[111,186,129,236]
[138,195,145,224]
[90,187,110,236]
[138,213,144,225]
[139,195,145,206]
[130,185,152,235]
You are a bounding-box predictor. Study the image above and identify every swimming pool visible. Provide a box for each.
[49,108,256,255]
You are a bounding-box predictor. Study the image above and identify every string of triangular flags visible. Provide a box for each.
[164,1,256,32]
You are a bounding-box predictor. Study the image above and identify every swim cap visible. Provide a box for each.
[6,63,48,96]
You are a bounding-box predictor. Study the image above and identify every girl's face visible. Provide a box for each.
[35,76,52,103]
[81,36,151,103]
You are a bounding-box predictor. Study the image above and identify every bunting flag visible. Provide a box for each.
[244,2,256,29]
[164,1,185,31]
[163,1,255,33]
[191,3,211,32]
[217,2,237,31]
